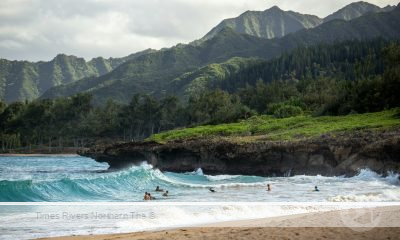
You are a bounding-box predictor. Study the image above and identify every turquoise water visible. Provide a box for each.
[0,155,400,239]
[0,155,399,202]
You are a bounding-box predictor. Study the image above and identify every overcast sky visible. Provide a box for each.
[0,0,398,61]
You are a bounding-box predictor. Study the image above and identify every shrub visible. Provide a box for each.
[268,103,303,118]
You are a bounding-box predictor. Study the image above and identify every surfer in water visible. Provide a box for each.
[267,184,271,191]
[314,186,320,192]
[155,186,164,192]
[163,191,169,197]
[209,188,216,193]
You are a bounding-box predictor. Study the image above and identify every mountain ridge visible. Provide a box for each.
[196,1,395,43]
[0,48,156,102]
[1,1,398,103]
[40,28,268,104]
[324,1,395,22]
[40,5,400,104]
[196,5,322,44]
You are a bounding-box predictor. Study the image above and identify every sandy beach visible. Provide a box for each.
[39,206,400,240]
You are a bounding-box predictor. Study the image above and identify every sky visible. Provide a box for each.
[0,0,398,61]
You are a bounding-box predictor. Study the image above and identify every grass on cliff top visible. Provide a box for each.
[148,108,400,143]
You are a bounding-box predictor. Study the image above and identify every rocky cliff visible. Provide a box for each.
[79,129,400,177]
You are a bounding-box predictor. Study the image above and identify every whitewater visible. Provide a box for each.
[1,155,399,202]
[0,155,399,239]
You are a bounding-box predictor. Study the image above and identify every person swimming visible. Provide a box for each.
[314,186,320,192]
[143,192,150,200]
[267,184,271,191]
[209,188,216,193]
[155,186,164,192]
[163,191,169,197]
[148,193,156,200]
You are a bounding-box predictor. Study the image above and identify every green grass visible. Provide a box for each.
[148,108,400,143]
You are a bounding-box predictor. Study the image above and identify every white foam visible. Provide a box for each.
[195,168,204,176]
[98,205,342,234]
[352,168,382,180]
[166,178,268,189]
[328,188,400,202]
[205,175,240,181]
[1,204,355,240]
[385,171,400,185]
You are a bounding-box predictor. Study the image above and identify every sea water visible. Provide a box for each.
[0,155,399,239]
[1,155,399,202]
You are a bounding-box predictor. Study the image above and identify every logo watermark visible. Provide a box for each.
[339,207,382,232]
[35,211,156,220]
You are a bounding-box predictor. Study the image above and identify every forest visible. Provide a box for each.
[0,39,399,151]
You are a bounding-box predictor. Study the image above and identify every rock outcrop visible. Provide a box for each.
[79,129,400,177]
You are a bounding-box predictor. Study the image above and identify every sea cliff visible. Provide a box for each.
[79,129,400,177]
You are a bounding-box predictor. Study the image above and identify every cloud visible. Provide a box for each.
[0,0,398,61]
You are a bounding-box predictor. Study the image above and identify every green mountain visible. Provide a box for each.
[41,28,268,104]
[324,1,395,22]
[169,57,264,98]
[196,2,395,44]
[3,1,397,104]
[197,6,322,43]
[0,48,155,103]
[277,5,400,47]
[202,39,392,93]
[40,5,400,104]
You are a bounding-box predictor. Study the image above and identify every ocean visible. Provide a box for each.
[0,155,399,239]
[1,155,399,202]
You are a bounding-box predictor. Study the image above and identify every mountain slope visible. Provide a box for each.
[0,48,155,103]
[41,28,268,104]
[169,57,264,98]
[279,5,400,48]
[324,1,395,22]
[3,1,397,104]
[41,5,400,104]
[199,6,322,42]
[197,1,395,44]
[197,39,392,94]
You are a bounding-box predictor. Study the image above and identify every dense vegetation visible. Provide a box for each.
[218,39,400,115]
[0,38,399,151]
[169,57,264,99]
[0,91,250,150]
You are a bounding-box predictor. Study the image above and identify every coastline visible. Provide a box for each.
[81,128,400,176]
[38,206,400,240]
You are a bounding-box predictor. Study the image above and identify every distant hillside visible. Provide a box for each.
[0,48,155,103]
[169,57,264,98]
[1,1,396,104]
[197,1,395,43]
[197,6,322,43]
[41,28,268,104]
[203,39,392,93]
[324,1,395,22]
[40,5,400,104]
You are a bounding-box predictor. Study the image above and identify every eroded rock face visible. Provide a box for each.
[79,130,400,177]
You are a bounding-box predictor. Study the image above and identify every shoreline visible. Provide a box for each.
[38,206,400,240]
